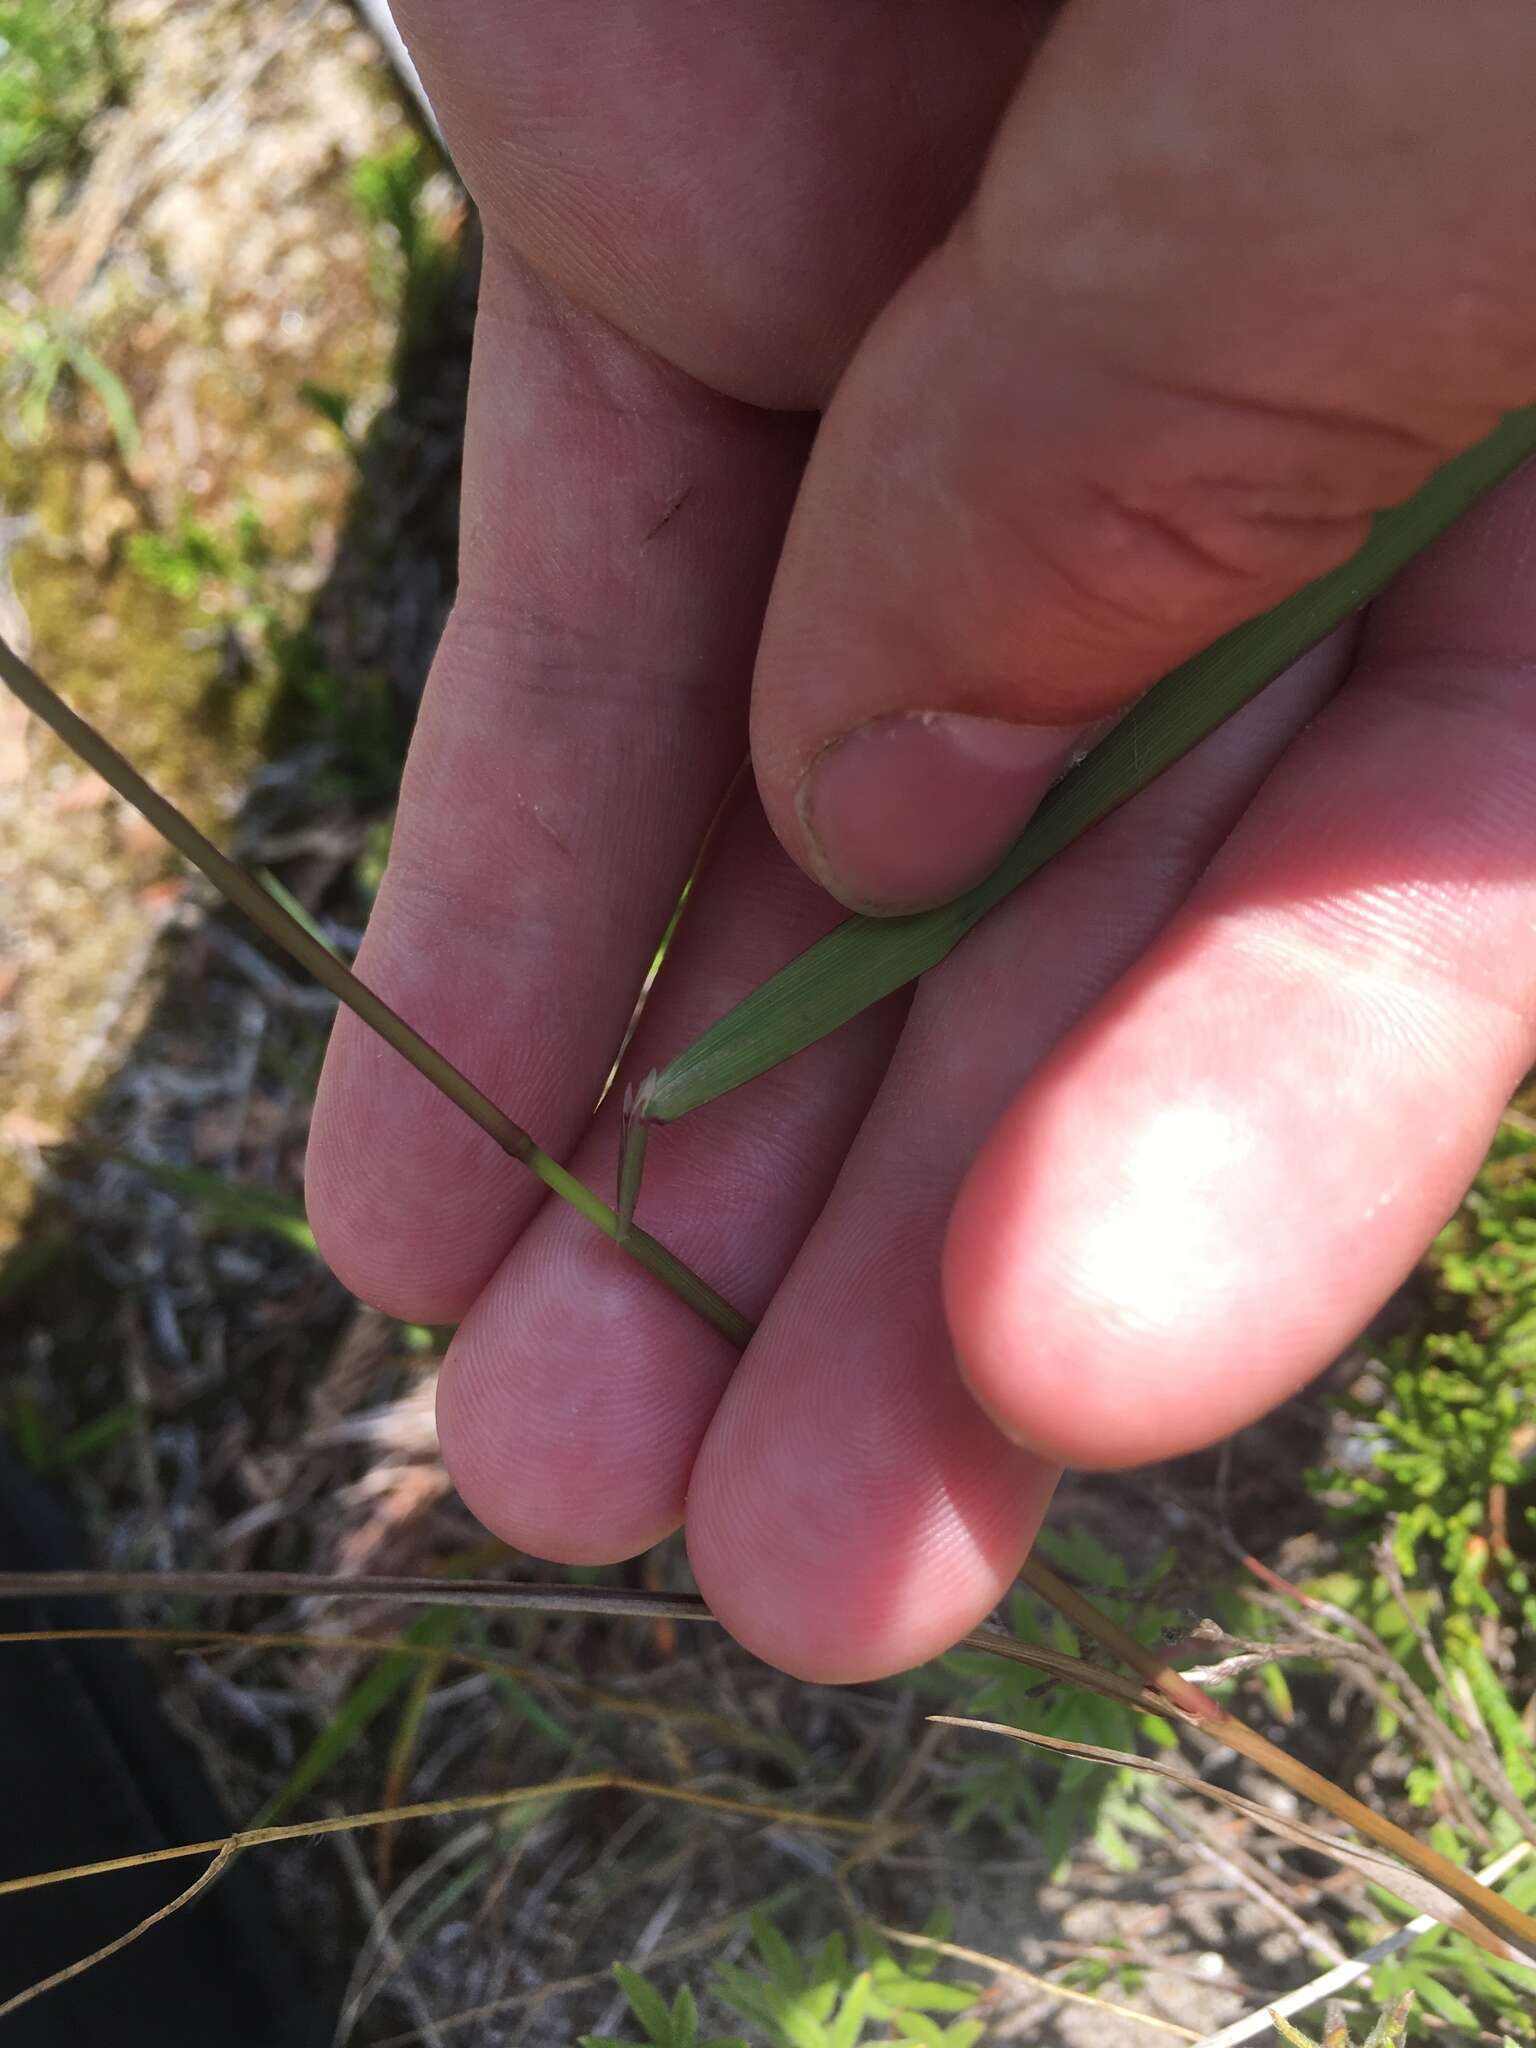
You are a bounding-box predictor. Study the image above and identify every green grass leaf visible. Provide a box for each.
[611,1964,675,2047]
[640,407,1536,1131]
[254,1606,459,1823]
[1413,1974,1479,2030]
[68,338,137,458]
[51,1400,138,1468]
[116,1155,317,1254]
[825,1972,871,2048]
[669,1984,699,2048]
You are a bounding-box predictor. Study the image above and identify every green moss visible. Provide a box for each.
[8,465,295,817]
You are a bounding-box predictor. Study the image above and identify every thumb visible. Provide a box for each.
[751,0,1536,913]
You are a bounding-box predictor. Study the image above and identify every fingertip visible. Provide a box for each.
[436,1360,681,1568]
[941,1077,1316,1471]
[432,1217,739,1567]
[687,1506,1034,1687]
[685,1306,1057,1684]
[435,1347,687,1570]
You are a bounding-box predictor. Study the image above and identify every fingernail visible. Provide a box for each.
[797,711,1075,913]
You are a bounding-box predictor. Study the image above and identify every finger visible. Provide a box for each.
[685,638,1349,1681]
[306,245,807,1320]
[391,0,1047,407]
[945,459,1536,1471]
[751,0,1536,910]
[433,798,904,1564]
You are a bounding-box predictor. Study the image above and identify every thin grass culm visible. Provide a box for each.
[0,632,751,1348]
[0,1845,240,2022]
[4,1569,1535,1962]
[0,1774,881,1903]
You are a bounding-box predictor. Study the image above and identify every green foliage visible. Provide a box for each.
[254,1606,462,1825]
[1309,1120,1536,1629]
[295,379,359,457]
[1445,1626,1536,1807]
[579,1919,985,2048]
[351,134,459,355]
[0,0,117,258]
[1293,1113,1536,2041]
[1271,1549,1536,2040]
[582,1966,746,2048]
[116,1154,318,1255]
[127,502,269,613]
[1351,1836,1536,2039]
[0,9,131,444]
[280,643,405,802]
[1293,1124,1535,2048]
[709,1918,981,2048]
[0,302,137,455]
[126,500,406,799]
[927,1526,1182,1876]
[1058,1940,1147,2003]
[3,1388,137,1475]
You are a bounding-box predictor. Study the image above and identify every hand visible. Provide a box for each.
[307,1,1536,1680]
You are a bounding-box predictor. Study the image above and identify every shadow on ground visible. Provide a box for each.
[0,6,483,2026]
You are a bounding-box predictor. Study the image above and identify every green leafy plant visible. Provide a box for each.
[0,7,129,448]
[1311,1119,1536,1627]
[351,134,460,355]
[578,1920,983,2048]
[2,1386,136,1476]
[295,378,360,458]
[930,1526,1181,1875]
[1445,1628,1536,1810]
[126,500,406,797]
[1295,1113,1536,2031]
[710,1917,982,2048]
[1290,1113,1535,2030]
[0,0,117,259]
[1056,1938,1148,2003]
[127,502,269,614]
[1353,1838,1536,2038]
[0,301,137,456]
[582,1967,746,2048]
[1236,1554,1536,2040]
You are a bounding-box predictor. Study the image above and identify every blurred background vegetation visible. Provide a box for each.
[0,6,1532,2043]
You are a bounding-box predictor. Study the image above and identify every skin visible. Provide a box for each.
[307,2,1536,1682]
